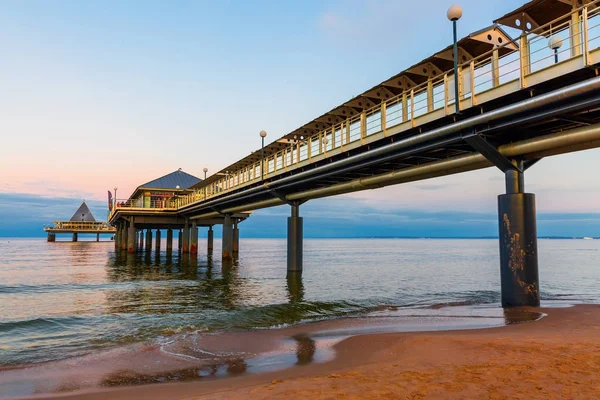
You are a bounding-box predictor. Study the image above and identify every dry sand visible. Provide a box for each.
[29,304,600,399]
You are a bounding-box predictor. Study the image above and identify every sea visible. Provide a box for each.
[0,237,598,397]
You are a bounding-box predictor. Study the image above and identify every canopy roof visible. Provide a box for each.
[495,0,597,32]
[139,169,201,190]
[69,201,96,222]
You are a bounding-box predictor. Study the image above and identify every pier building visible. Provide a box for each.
[110,0,600,307]
[110,169,250,256]
[44,201,115,242]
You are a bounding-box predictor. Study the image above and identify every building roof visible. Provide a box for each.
[69,201,96,222]
[138,169,202,190]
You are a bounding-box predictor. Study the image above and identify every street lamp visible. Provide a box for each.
[114,187,117,208]
[447,5,463,115]
[548,36,563,64]
[259,130,267,180]
[203,167,208,199]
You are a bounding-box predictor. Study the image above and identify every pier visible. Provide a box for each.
[45,201,115,242]
[109,0,600,307]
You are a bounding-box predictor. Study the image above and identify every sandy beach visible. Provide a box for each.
[24,304,599,400]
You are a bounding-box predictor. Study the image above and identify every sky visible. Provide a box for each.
[1,0,599,238]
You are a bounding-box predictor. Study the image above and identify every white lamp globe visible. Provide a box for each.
[447,5,463,21]
[548,36,563,50]
[259,130,267,138]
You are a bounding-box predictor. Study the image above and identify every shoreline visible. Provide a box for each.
[7,304,600,399]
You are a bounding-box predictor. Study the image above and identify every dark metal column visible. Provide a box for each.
[182,220,190,254]
[207,226,214,254]
[498,162,539,307]
[222,215,233,259]
[155,229,161,253]
[127,219,136,253]
[96,233,100,242]
[232,219,239,255]
[138,231,143,249]
[178,229,183,252]
[190,221,198,254]
[287,203,303,273]
[145,229,152,252]
[47,233,56,242]
[166,229,173,253]
[72,232,78,242]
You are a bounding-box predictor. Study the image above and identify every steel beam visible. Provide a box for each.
[464,134,521,173]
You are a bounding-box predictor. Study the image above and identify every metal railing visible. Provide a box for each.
[46,221,115,231]
[110,2,600,218]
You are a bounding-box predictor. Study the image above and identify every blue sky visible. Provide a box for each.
[0,0,599,237]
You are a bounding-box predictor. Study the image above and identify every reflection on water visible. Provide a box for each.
[293,334,316,365]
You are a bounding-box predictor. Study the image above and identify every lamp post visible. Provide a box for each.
[203,167,208,199]
[114,187,117,208]
[259,130,267,180]
[447,5,463,115]
[548,36,563,64]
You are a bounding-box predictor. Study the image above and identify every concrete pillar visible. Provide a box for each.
[287,203,303,272]
[178,229,183,252]
[127,220,136,253]
[166,229,173,252]
[182,220,190,253]
[207,226,214,254]
[96,233,100,242]
[121,223,128,251]
[232,219,239,255]
[190,221,198,254]
[155,230,161,253]
[498,166,539,307]
[145,229,152,252]
[72,232,78,242]
[47,232,56,242]
[138,230,144,249]
[114,227,119,249]
[222,215,233,259]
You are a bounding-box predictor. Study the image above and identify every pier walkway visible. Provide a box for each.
[110,0,600,308]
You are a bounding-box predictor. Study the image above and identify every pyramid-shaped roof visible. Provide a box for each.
[138,169,202,190]
[69,201,96,222]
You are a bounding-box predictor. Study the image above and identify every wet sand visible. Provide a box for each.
[20,304,600,399]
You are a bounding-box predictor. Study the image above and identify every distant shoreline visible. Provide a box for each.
[1,236,598,240]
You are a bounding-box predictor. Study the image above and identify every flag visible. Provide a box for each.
[108,190,113,210]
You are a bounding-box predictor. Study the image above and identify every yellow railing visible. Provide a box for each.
[111,2,600,219]
[46,221,115,231]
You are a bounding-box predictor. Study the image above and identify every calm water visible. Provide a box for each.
[0,238,598,370]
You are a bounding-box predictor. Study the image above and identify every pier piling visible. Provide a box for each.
[155,229,161,253]
[145,229,152,252]
[127,220,136,253]
[207,226,214,254]
[182,220,190,253]
[222,215,233,259]
[232,219,239,255]
[72,233,78,242]
[167,229,173,253]
[287,203,303,272]
[190,221,198,254]
[498,163,539,307]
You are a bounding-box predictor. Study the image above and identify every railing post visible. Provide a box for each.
[410,89,415,127]
[470,60,476,105]
[360,112,366,144]
[402,92,408,122]
[296,142,300,164]
[427,79,434,112]
[583,6,590,65]
[491,49,500,87]
[519,33,530,88]
[345,120,350,144]
[443,73,449,115]
[331,126,335,149]
[381,102,388,136]
[318,132,323,154]
[571,7,582,58]
[308,137,312,161]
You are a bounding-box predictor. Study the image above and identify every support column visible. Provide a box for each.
[287,203,303,272]
[207,226,214,254]
[232,219,239,255]
[182,220,190,253]
[72,232,78,242]
[96,233,99,242]
[166,229,173,253]
[145,229,152,252]
[498,166,539,307]
[114,227,119,249]
[138,230,144,249]
[178,229,183,252]
[155,229,161,253]
[47,232,56,242]
[121,223,128,251]
[127,219,136,253]
[222,215,233,259]
[190,221,198,254]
